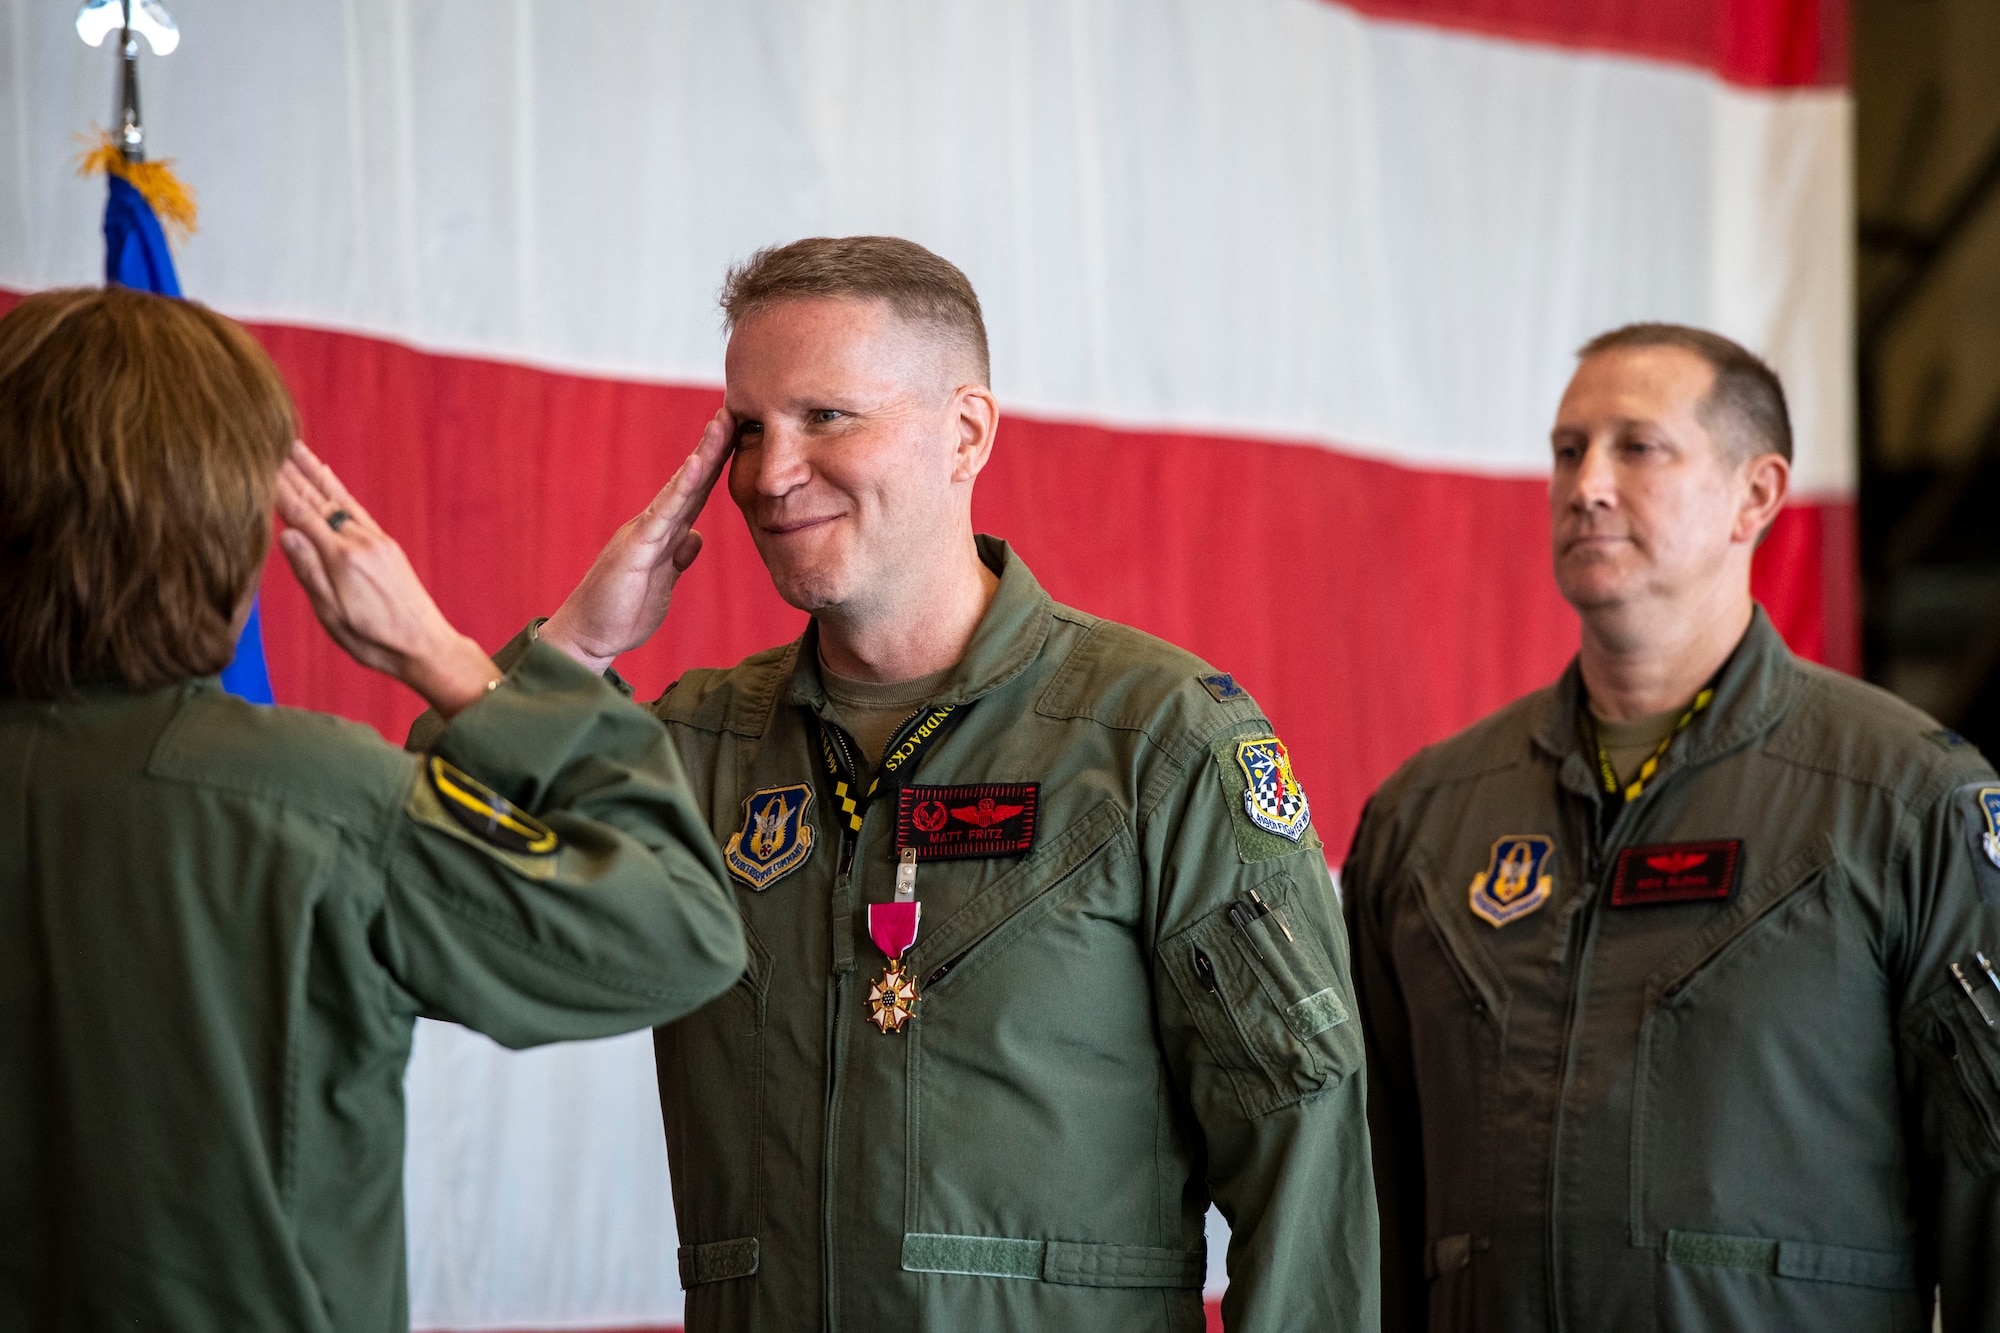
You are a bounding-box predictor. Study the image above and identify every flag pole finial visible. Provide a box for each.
[74,0,195,239]
[75,0,180,159]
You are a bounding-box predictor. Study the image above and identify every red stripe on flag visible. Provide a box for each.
[0,291,1856,853]
[1325,0,1847,88]
[236,319,1852,849]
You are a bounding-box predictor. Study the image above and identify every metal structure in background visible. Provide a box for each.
[1856,0,2000,756]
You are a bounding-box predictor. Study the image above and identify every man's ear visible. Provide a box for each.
[950,384,999,484]
[1735,451,1790,547]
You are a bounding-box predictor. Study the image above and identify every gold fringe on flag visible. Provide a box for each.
[75,129,198,240]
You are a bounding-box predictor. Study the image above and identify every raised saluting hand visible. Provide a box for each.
[538,409,736,675]
[275,441,500,718]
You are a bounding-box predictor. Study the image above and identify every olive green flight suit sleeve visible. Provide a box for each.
[383,638,745,1048]
[1894,772,2000,1333]
[1151,721,1380,1331]
[1339,795,1429,1333]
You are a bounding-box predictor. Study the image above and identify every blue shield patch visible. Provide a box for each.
[1469,835,1555,927]
[1980,787,2000,872]
[724,784,815,890]
[1235,736,1311,842]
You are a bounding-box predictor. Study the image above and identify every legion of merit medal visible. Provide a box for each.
[867,849,922,1033]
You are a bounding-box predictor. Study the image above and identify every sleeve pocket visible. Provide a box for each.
[1165,872,1364,1118]
[1907,974,2000,1174]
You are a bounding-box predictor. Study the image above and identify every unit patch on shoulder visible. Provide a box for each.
[896,783,1039,860]
[1608,839,1740,907]
[1928,728,1975,752]
[1210,733,1319,862]
[426,755,560,856]
[1236,736,1311,842]
[1976,787,2000,873]
[724,784,815,890]
[1468,835,1554,927]
[1199,672,1247,703]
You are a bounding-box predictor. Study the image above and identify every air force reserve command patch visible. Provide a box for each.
[724,784,815,890]
[1237,736,1310,841]
[1469,835,1554,927]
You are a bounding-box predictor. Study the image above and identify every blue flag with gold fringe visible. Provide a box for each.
[84,131,274,704]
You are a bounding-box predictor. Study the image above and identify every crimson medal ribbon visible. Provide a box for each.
[866,850,922,1033]
[868,900,920,959]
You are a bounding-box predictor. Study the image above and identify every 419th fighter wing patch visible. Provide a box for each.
[1977,787,2000,873]
[724,784,815,890]
[1237,737,1311,841]
[1211,733,1320,863]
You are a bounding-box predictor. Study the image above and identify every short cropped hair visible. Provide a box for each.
[1577,322,1791,464]
[0,287,296,697]
[720,236,991,384]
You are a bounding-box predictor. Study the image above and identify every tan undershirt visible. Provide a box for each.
[1588,701,1686,787]
[819,659,955,770]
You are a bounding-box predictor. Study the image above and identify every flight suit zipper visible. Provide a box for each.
[1545,769,1657,1333]
[820,719,863,1331]
[813,702,966,1332]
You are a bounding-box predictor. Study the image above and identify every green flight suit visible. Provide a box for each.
[0,639,746,1333]
[445,537,1379,1331]
[1343,607,2000,1333]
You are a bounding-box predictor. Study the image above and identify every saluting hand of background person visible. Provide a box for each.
[538,409,735,675]
[275,441,500,718]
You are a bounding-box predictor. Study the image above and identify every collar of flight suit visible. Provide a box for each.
[1529,603,1801,793]
[781,534,1056,715]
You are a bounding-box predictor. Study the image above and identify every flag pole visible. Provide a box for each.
[118,0,145,162]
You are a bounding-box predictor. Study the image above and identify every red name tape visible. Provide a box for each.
[1610,839,1741,907]
[896,783,1039,860]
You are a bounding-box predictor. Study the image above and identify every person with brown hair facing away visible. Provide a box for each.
[0,286,746,1333]
[1343,323,2000,1333]
[415,236,1379,1331]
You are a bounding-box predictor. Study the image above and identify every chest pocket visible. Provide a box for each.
[1907,970,2000,1175]
[1166,871,1362,1118]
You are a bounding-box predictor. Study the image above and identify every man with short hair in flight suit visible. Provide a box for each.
[423,236,1378,1331]
[1343,323,2000,1332]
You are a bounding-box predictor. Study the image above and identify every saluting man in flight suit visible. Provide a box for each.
[1343,323,2000,1333]
[418,236,1378,1331]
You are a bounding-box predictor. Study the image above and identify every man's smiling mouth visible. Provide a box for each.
[763,513,842,537]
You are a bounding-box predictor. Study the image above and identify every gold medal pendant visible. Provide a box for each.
[867,959,918,1033]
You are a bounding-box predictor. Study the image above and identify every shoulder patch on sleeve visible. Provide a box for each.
[1963,783,2000,900]
[1212,733,1322,863]
[411,755,560,869]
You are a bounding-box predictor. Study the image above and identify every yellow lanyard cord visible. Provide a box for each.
[1595,687,1714,804]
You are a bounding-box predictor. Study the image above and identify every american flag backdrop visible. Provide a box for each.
[2,0,1850,1325]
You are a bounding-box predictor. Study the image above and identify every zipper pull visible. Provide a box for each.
[895,848,917,903]
[1192,946,1220,996]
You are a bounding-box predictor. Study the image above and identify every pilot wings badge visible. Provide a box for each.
[1469,835,1555,927]
[1236,736,1311,842]
[724,784,815,890]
